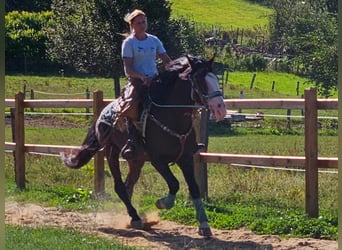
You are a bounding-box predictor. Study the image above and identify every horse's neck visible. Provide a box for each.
[150,78,194,129]
[164,79,194,106]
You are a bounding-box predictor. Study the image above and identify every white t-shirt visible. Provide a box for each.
[121,33,167,77]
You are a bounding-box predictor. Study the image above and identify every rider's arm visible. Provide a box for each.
[123,57,149,84]
[159,53,172,68]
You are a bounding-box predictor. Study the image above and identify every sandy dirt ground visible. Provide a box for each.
[5,117,338,249]
[5,201,337,250]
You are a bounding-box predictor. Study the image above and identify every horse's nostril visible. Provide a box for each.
[217,104,221,108]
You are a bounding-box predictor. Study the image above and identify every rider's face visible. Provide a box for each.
[131,15,147,34]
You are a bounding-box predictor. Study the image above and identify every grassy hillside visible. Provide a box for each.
[228,71,314,98]
[170,0,273,29]
[6,70,332,100]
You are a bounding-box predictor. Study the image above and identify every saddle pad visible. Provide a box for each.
[96,82,146,133]
[97,99,123,129]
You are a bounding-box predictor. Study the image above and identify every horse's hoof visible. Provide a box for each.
[155,199,166,209]
[131,219,144,230]
[198,222,212,237]
[155,195,175,209]
[199,227,212,237]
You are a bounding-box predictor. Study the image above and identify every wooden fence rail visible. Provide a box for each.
[5,88,338,218]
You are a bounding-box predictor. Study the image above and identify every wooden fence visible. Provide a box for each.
[5,88,338,218]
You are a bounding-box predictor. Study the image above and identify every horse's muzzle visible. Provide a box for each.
[208,96,227,122]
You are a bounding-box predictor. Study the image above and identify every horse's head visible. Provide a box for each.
[185,55,227,121]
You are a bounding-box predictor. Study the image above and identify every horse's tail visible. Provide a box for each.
[60,120,103,169]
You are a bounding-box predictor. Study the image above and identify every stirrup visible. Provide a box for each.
[121,140,136,160]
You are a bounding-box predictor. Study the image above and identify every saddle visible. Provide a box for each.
[97,57,192,133]
[97,79,149,133]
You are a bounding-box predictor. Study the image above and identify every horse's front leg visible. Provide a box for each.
[178,155,212,237]
[151,160,179,210]
[106,146,143,229]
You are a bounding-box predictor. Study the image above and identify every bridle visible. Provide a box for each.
[188,70,223,106]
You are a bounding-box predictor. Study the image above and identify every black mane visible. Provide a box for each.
[148,56,190,104]
[158,56,190,84]
[149,55,211,104]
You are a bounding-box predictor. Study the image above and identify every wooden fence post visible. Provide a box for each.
[14,92,26,189]
[304,88,318,217]
[93,90,105,195]
[286,109,291,129]
[296,81,300,96]
[85,88,90,120]
[30,89,34,112]
[250,73,256,89]
[193,109,209,200]
[23,84,27,99]
[271,80,275,92]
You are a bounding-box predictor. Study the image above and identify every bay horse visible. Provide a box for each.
[61,55,227,237]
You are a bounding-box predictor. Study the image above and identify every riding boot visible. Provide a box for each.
[121,119,138,160]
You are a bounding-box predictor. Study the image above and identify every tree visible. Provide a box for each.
[47,0,176,77]
[291,3,337,97]
[47,1,120,78]
[6,0,52,12]
[165,17,205,59]
[47,0,204,96]
[5,11,54,73]
[267,0,337,97]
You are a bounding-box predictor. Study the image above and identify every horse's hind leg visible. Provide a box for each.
[125,157,145,200]
[151,161,179,210]
[106,145,143,229]
[178,156,212,237]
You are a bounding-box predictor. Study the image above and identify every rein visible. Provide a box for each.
[149,100,205,109]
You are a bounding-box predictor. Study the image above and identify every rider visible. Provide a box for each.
[120,9,171,160]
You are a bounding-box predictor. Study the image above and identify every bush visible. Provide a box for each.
[5,11,57,74]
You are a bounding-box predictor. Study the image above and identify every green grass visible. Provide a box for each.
[5,75,122,99]
[170,0,273,29]
[227,71,317,98]
[4,122,338,239]
[160,197,337,239]
[3,72,325,101]
[5,126,87,144]
[6,225,136,250]
[6,71,337,101]
[5,155,337,239]
[5,0,338,243]
[5,73,338,240]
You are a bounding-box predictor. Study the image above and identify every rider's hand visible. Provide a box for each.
[140,75,152,86]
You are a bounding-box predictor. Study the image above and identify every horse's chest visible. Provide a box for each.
[145,115,196,157]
